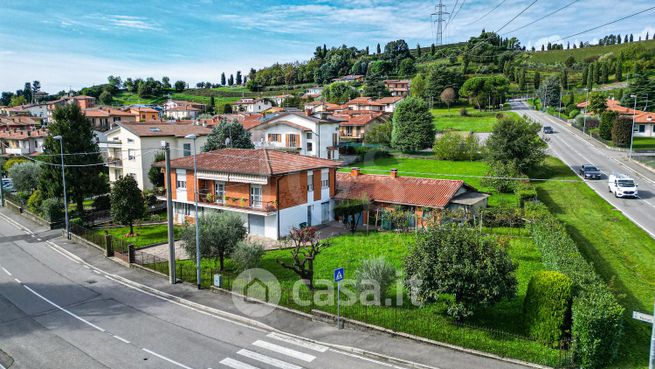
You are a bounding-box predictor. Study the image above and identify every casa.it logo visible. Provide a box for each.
[231,268,281,317]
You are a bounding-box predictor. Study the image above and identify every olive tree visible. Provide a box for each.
[8,161,41,193]
[181,211,246,271]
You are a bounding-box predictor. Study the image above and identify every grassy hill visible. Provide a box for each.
[528,39,655,65]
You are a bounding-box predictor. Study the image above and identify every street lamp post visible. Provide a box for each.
[185,134,201,289]
[629,94,638,159]
[583,88,590,135]
[53,135,70,239]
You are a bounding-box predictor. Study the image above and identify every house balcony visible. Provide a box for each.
[106,157,123,167]
[198,190,277,214]
[3,147,29,155]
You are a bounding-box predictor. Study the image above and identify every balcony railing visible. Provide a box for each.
[198,190,277,213]
[106,157,123,167]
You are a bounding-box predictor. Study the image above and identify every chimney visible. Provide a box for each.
[390,168,398,178]
[351,167,360,177]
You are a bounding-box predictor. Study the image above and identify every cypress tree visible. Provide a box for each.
[416,43,422,57]
[581,65,589,87]
[534,71,541,90]
[587,64,594,91]
[616,55,623,82]
[220,72,226,86]
[561,68,568,90]
[376,43,381,54]
[431,43,436,55]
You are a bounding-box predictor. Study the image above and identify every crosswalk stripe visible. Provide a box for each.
[266,332,328,353]
[219,358,260,369]
[252,340,315,362]
[237,349,303,369]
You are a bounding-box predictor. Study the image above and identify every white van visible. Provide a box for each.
[608,174,638,198]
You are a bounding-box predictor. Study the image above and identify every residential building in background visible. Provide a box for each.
[102,123,211,189]
[84,107,137,131]
[249,111,340,159]
[163,100,205,120]
[157,148,339,239]
[336,112,388,141]
[234,98,273,113]
[383,79,411,97]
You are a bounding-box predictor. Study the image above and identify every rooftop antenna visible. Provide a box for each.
[431,0,449,45]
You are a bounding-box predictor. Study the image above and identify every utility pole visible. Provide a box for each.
[162,141,176,284]
[431,0,449,46]
[0,168,5,207]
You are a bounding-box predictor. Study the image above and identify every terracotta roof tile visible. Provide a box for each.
[119,123,211,137]
[159,148,340,176]
[335,172,466,208]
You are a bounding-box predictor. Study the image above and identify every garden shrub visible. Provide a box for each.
[92,195,111,210]
[355,257,397,299]
[611,116,632,147]
[27,189,44,214]
[525,202,624,368]
[231,241,265,272]
[481,161,523,193]
[523,271,573,346]
[599,111,617,141]
[459,107,469,116]
[515,183,538,208]
[568,109,579,119]
[41,198,64,222]
[433,133,481,161]
[480,207,525,228]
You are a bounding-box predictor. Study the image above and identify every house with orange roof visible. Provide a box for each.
[234,98,273,114]
[336,168,489,228]
[155,148,340,239]
[84,107,138,131]
[128,106,160,122]
[383,79,411,97]
[577,98,655,137]
[46,95,96,122]
[0,129,47,156]
[335,112,388,141]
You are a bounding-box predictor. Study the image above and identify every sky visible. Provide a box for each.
[0,0,654,93]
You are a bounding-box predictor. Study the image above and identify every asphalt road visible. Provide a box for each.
[513,102,655,238]
[0,217,410,369]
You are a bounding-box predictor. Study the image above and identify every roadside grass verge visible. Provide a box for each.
[632,137,655,151]
[531,156,655,368]
[167,230,569,366]
[339,156,517,207]
[93,224,181,249]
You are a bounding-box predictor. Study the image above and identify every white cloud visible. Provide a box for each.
[108,15,161,31]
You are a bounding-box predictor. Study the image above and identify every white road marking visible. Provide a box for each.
[37,238,42,241]
[333,349,413,369]
[112,335,130,344]
[1,267,11,276]
[92,269,101,274]
[142,348,195,369]
[22,284,106,332]
[236,349,302,369]
[266,332,328,353]
[252,340,315,362]
[219,358,261,369]
[14,278,21,284]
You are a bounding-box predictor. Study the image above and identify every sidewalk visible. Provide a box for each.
[1,208,536,369]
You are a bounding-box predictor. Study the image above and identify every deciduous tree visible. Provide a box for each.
[110,175,145,236]
[486,114,546,173]
[277,227,330,289]
[203,119,254,151]
[391,97,434,152]
[182,212,246,271]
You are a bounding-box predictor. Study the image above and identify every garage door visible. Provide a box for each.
[249,214,265,236]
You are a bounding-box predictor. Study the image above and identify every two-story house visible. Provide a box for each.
[383,80,411,97]
[163,100,205,120]
[336,112,389,141]
[249,111,340,160]
[129,107,160,122]
[157,148,339,239]
[102,123,211,189]
[234,98,273,114]
[84,107,138,131]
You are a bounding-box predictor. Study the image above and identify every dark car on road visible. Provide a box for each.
[579,164,602,179]
[543,126,554,134]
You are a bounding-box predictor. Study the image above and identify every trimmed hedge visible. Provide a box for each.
[526,203,624,368]
[523,271,573,346]
[515,183,538,208]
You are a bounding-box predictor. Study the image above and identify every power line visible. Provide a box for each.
[431,0,450,45]
[503,0,579,35]
[496,0,538,33]
[551,5,655,43]
[465,0,506,26]
[444,0,466,32]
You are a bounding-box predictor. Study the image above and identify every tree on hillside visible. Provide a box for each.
[581,65,589,88]
[363,120,392,147]
[416,43,422,57]
[362,75,391,99]
[236,71,242,85]
[228,74,234,86]
[221,73,226,86]
[586,64,594,91]
[621,72,655,111]
[536,75,561,108]
[322,82,358,104]
[615,55,623,82]
[391,97,434,152]
[459,76,509,110]
[110,175,145,236]
[405,224,517,320]
[424,65,465,104]
[518,68,527,91]
[410,73,427,99]
[207,96,215,115]
[182,212,246,271]
[376,43,381,54]
[162,76,171,89]
[589,92,608,114]
[398,58,416,78]
[533,71,541,90]
[23,82,32,104]
[560,68,568,90]
[99,90,113,105]
[486,114,547,173]
[174,80,186,92]
[107,76,121,89]
[39,104,108,213]
[203,119,254,151]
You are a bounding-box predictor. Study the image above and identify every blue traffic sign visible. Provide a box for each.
[333,267,344,282]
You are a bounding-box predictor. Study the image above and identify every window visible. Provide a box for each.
[345,127,353,136]
[268,133,281,142]
[286,134,299,148]
[321,172,329,188]
[638,125,646,133]
[113,117,121,122]
[307,173,314,192]
[306,142,313,152]
[176,170,187,189]
[250,185,262,208]
[128,149,135,160]
[332,133,338,147]
[183,143,192,157]
[214,181,225,203]
[321,202,330,224]
[127,138,134,143]
[306,132,312,139]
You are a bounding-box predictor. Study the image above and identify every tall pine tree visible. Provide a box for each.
[221,73,226,86]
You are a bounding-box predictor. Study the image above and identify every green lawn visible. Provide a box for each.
[431,107,513,133]
[528,39,655,65]
[112,92,167,106]
[340,156,517,207]
[166,231,569,366]
[632,137,655,151]
[93,224,181,248]
[531,157,655,368]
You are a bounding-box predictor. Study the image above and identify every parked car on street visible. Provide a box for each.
[579,164,602,180]
[543,126,554,134]
[1,178,15,193]
[608,173,638,198]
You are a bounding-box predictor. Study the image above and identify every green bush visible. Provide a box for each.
[27,189,44,214]
[611,116,632,147]
[230,241,265,272]
[568,109,579,119]
[526,203,624,368]
[523,271,573,346]
[459,107,469,116]
[480,207,525,227]
[92,195,111,210]
[41,198,64,222]
[515,183,538,208]
[599,111,617,141]
[481,161,524,193]
[433,133,482,161]
[355,257,397,299]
